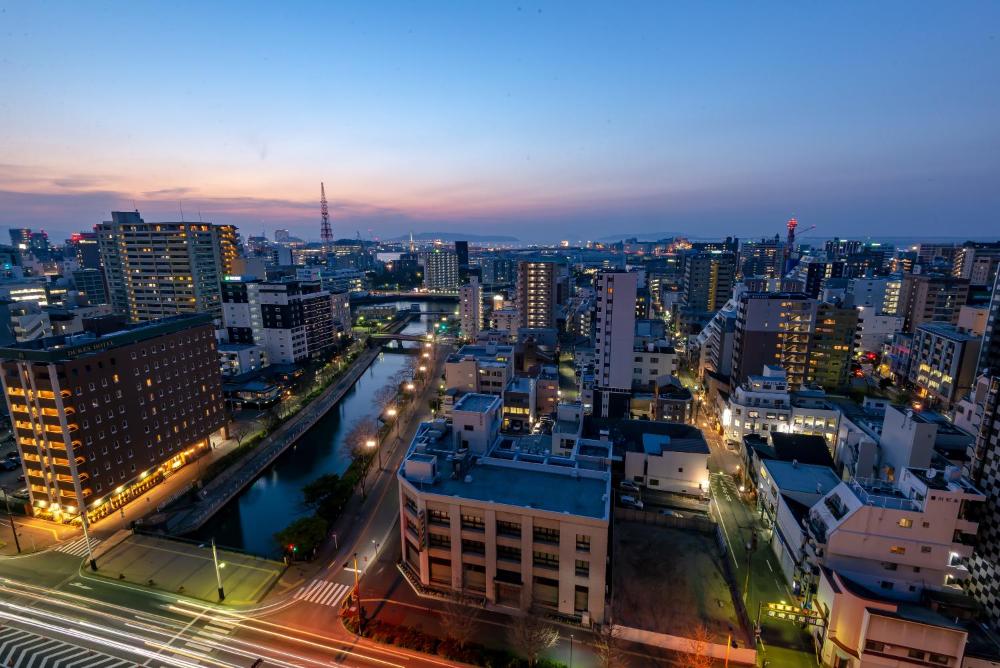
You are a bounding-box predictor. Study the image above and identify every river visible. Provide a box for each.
[191,302,447,556]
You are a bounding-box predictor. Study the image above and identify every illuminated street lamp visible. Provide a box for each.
[405,382,415,391]
[366,437,382,470]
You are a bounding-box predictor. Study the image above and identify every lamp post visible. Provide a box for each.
[366,438,381,471]
[387,407,398,442]
[1,488,21,554]
[212,537,226,601]
[569,633,574,668]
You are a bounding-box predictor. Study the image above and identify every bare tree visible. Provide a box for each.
[439,596,481,650]
[678,624,715,668]
[507,612,560,667]
[373,385,397,420]
[593,624,628,668]
[231,423,252,448]
[342,420,378,499]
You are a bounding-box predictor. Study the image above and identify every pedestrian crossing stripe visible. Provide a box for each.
[293,579,352,607]
[53,536,101,558]
[0,626,134,668]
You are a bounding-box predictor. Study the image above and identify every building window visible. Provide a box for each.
[889,546,906,555]
[428,533,450,549]
[533,526,559,545]
[461,514,485,531]
[907,650,926,660]
[897,518,913,528]
[921,545,932,553]
[575,560,590,577]
[427,509,449,526]
[462,539,485,555]
[576,534,591,552]
[497,544,521,563]
[864,640,885,652]
[533,551,558,570]
[497,520,521,538]
[928,653,950,665]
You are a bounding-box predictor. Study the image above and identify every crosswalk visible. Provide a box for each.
[0,626,133,668]
[53,536,100,558]
[293,578,352,608]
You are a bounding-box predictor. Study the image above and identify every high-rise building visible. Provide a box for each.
[807,300,859,389]
[593,271,637,418]
[274,229,290,243]
[454,240,469,268]
[515,260,569,330]
[790,257,846,298]
[97,211,238,322]
[68,232,102,269]
[8,228,31,250]
[738,236,783,278]
[0,314,226,523]
[907,323,981,409]
[898,273,970,333]
[459,276,482,341]
[681,251,736,314]
[423,248,460,291]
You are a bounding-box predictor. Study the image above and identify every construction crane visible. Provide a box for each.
[320,182,333,257]
[782,217,818,274]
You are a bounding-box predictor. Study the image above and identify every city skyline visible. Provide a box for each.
[2,3,998,242]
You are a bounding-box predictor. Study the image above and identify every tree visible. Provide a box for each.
[302,473,341,507]
[593,624,628,668]
[678,624,715,668]
[273,515,328,558]
[343,420,378,499]
[439,596,482,651]
[507,612,560,667]
[231,423,253,448]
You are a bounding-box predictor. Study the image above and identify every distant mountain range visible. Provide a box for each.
[386,231,520,242]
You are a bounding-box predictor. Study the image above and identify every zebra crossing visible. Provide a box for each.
[293,578,352,608]
[0,626,134,668]
[53,536,100,557]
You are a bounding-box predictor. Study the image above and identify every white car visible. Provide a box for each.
[619,480,641,493]
[659,509,684,518]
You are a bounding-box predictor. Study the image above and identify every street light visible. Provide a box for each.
[366,437,382,470]
[211,537,225,601]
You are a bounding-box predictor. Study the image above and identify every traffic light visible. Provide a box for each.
[288,544,297,553]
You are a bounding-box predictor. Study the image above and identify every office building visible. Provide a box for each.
[71,268,109,306]
[908,323,981,409]
[97,211,238,322]
[594,270,637,395]
[423,248,459,291]
[790,257,846,298]
[808,300,859,390]
[68,232,102,270]
[0,277,49,306]
[460,277,482,341]
[679,251,736,328]
[444,344,514,395]
[454,240,469,268]
[854,306,903,355]
[0,314,226,522]
[398,393,610,624]
[899,273,970,333]
[515,260,569,330]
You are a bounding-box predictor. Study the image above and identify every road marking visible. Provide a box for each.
[53,537,101,558]
[294,579,351,608]
[0,626,134,668]
[766,559,774,573]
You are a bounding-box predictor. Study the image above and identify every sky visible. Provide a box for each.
[1,2,999,244]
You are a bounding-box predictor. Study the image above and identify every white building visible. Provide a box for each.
[460,277,483,341]
[909,323,982,408]
[623,429,710,496]
[398,393,610,624]
[631,341,678,385]
[594,270,637,418]
[805,467,984,599]
[218,343,268,377]
[854,305,903,355]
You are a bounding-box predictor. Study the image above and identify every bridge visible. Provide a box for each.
[350,291,459,305]
[370,332,431,342]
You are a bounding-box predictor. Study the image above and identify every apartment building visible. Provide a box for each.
[514,260,569,330]
[899,274,970,334]
[0,314,226,522]
[737,236,783,278]
[908,323,982,408]
[854,305,903,354]
[460,276,483,341]
[678,250,737,334]
[97,210,238,322]
[71,268,109,306]
[398,393,610,624]
[221,278,347,365]
[444,343,514,395]
[424,248,460,291]
[953,242,1000,287]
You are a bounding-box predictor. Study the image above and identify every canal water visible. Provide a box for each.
[191,303,446,556]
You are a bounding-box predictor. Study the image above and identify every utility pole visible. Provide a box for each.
[2,488,21,553]
[212,537,225,601]
[81,511,97,571]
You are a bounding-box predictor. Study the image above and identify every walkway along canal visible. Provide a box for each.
[189,311,439,556]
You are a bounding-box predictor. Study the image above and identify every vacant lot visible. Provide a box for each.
[613,520,743,644]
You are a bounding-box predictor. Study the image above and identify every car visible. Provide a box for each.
[659,509,685,518]
[620,495,644,510]
[0,460,18,471]
[5,452,18,460]
[619,480,641,493]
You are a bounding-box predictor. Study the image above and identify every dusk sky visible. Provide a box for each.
[2,2,998,243]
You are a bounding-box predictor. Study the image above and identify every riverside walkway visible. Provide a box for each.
[166,346,383,535]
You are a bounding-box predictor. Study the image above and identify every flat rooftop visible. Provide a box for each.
[453,393,500,413]
[763,460,840,495]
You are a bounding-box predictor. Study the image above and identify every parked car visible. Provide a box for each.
[5,451,18,459]
[620,495,644,510]
[619,480,641,493]
[659,509,685,518]
[0,460,18,471]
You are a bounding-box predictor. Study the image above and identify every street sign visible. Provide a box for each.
[765,602,824,627]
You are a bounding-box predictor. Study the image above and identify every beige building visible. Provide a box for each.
[397,393,610,624]
[444,343,514,395]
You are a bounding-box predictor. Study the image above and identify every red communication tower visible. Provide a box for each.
[782,217,799,274]
[320,182,333,255]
